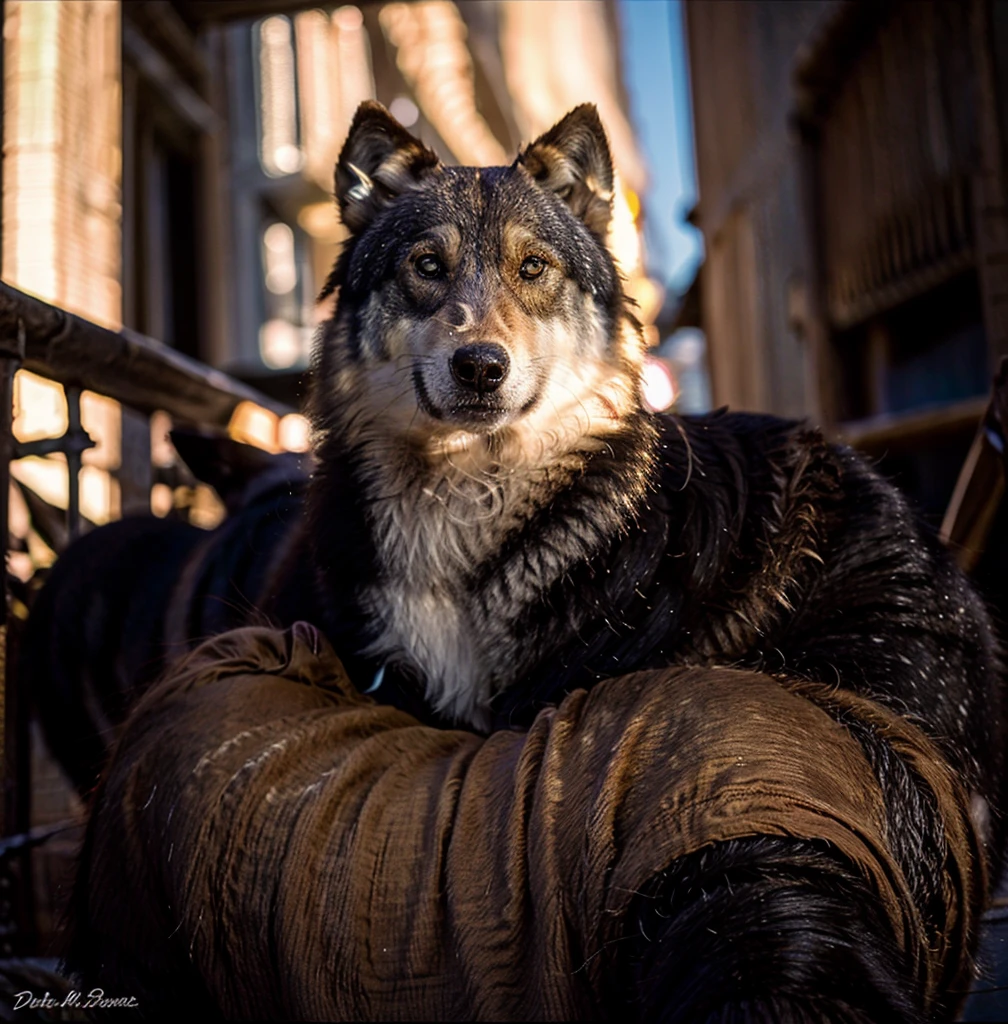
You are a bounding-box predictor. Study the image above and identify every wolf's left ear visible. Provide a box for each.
[518,105,614,237]
[335,101,441,233]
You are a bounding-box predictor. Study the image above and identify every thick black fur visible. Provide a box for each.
[619,837,927,1024]
[22,450,314,796]
[23,515,204,796]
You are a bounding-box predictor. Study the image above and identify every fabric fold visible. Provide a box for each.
[72,623,982,1021]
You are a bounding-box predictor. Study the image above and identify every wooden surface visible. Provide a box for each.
[838,396,988,451]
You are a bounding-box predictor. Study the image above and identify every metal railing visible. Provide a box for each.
[0,279,293,954]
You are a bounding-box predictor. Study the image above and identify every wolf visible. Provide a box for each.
[309,100,1004,775]
[298,101,1008,1020]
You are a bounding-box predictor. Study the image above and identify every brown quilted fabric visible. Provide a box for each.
[73,623,983,1020]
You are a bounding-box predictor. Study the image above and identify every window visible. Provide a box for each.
[258,217,313,370]
[255,15,303,178]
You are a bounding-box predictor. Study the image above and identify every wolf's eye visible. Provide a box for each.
[414,254,445,279]
[520,256,547,280]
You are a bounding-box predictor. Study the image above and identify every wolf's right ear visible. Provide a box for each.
[518,105,614,238]
[335,102,441,233]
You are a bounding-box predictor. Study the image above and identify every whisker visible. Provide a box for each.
[545,375,596,437]
[670,415,695,491]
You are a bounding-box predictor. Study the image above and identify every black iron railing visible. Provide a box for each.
[0,279,292,954]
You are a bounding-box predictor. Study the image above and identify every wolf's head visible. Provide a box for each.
[312,102,646,467]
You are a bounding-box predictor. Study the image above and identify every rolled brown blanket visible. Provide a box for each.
[70,624,984,1021]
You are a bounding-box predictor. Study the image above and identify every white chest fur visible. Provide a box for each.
[359,459,533,728]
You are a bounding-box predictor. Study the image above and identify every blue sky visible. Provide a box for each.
[619,0,704,296]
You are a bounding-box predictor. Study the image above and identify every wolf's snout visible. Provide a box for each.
[450,344,510,395]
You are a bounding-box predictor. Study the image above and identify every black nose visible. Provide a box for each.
[450,343,510,394]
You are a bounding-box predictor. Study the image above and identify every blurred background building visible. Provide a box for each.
[681,0,1008,526]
